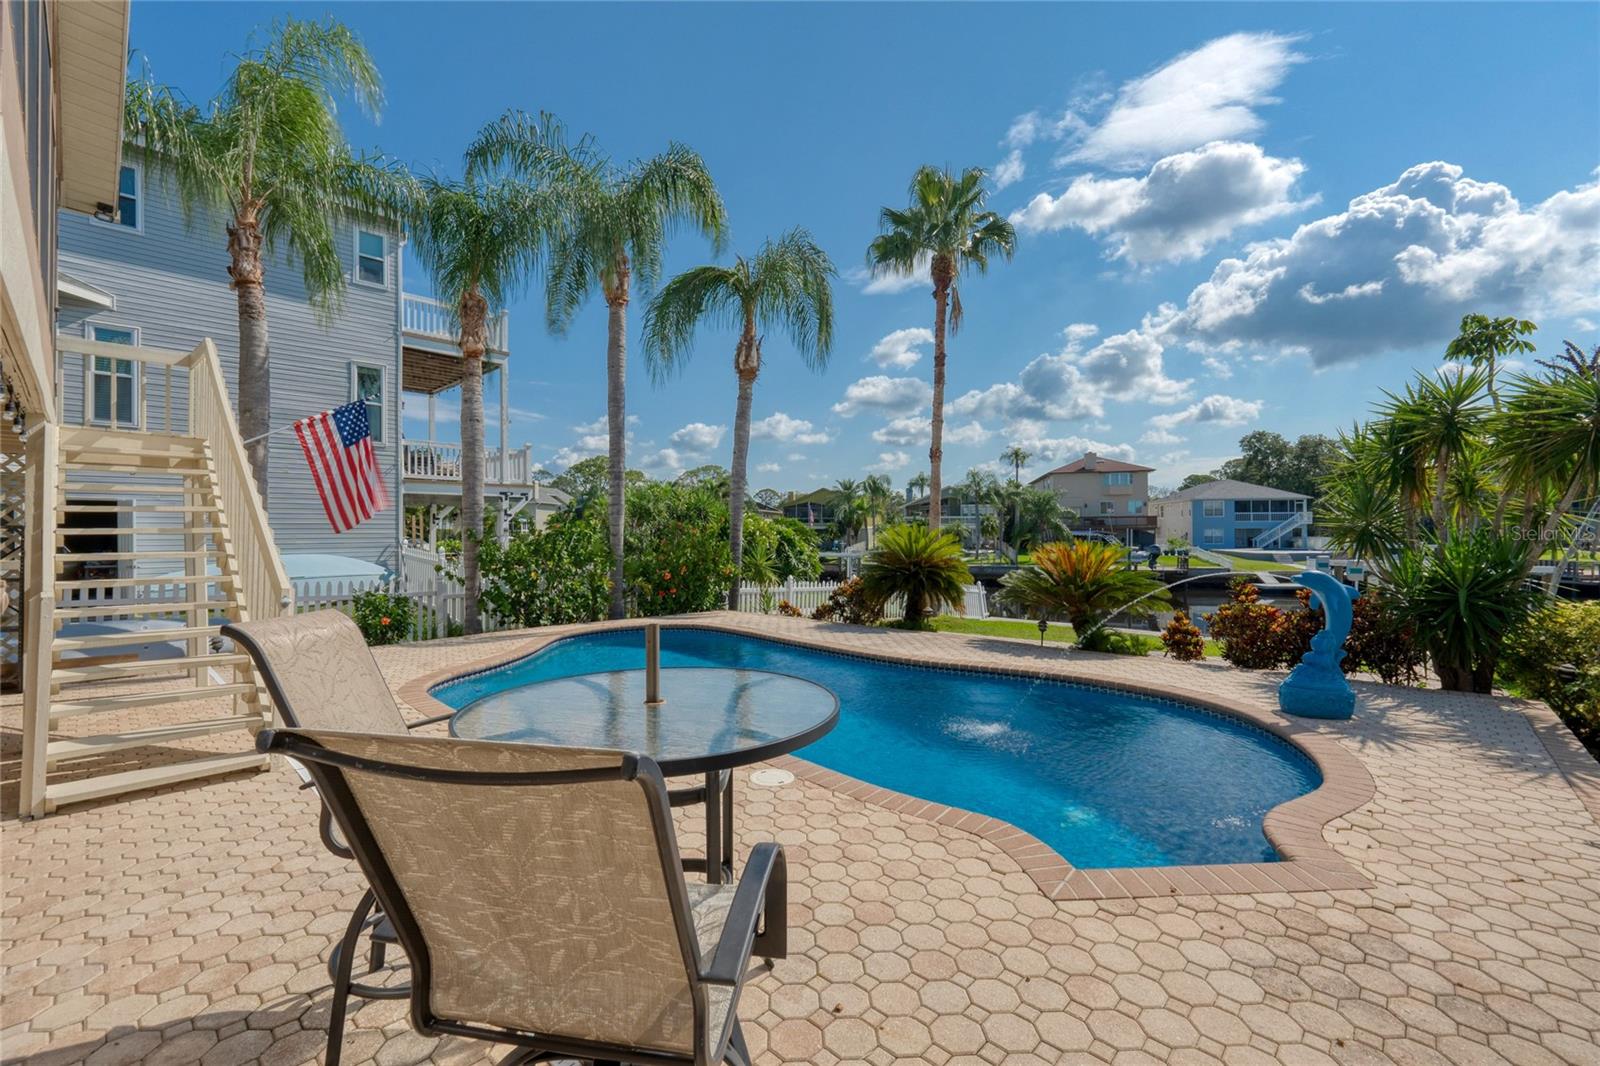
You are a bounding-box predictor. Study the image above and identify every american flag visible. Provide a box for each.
[294,400,390,533]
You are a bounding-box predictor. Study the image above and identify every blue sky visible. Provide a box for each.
[129,2,1600,492]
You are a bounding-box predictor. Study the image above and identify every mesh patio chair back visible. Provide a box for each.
[228,610,411,734]
[269,727,736,1063]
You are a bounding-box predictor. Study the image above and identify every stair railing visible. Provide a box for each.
[181,338,293,621]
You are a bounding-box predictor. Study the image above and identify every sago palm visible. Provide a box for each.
[642,229,835,608]
[868,166,1016,529]
[469,111,728,618]
[860,524,972,626]
[999,541,1170,648]
[124,16,416,496]
[410,174,565,632]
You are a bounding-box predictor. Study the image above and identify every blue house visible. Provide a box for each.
[1153,479,1312,550]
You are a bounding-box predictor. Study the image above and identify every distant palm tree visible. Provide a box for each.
[1444,313,1536,409]
[643,229,835,608]
[125,16,416,496]
[907,472,930,498]
[412,173,567,632]
[861,524,972,627]
[861,474,896,546]
[868,166,1016,530]
[1000,445,1032,485]
[469,112,728,618]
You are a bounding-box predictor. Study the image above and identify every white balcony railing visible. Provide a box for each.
[403,438,535,485]
[402,294,509,354]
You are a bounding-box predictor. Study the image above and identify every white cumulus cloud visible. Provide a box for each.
[1011,141,1315,263]
[832,375,934,418]
[869,327,934,369]
[667,422,725,452]
[1148,394,1263,433]
[749,412,830,445]
[868,450,911,472]
[846,253,932,295]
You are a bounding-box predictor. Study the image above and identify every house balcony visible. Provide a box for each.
[402,438,540,489]
[401,294,509,396]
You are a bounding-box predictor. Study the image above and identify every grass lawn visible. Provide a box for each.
[1151,554,1222,568]
[1216,553,1303,573]
[927,615,1225,657]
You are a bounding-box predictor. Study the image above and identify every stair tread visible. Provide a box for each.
[46,716,265,763]
[58,526,219,536]
[53,625,223,650]
[56,575,235,590]
[56,505,217,513]
[58,550,222,562]
[54,600,236,619]
[45,752,269,810]
[49,682,257,718]
[59,483,211,495]
[52,653,252,683]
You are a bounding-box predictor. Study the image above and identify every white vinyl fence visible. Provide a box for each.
[734,580,988,620]
[294,576,503,642]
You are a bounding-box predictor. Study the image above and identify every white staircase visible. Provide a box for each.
[1252,510,1310,549]
[19,338,293,817]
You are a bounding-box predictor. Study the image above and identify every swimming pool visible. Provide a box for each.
[431,627,1321,869]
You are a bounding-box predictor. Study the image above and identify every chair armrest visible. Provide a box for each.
[700,842,786,985]
[405,713,454,731]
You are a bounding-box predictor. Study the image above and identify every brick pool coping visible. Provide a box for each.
[395,613,1377,901]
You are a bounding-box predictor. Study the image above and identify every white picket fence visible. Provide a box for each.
[294,576,501,642]
[734,580,987,620]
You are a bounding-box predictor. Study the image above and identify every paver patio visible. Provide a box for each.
[4,613,1599,1066]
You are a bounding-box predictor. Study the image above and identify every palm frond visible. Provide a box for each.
[640,265,744,383]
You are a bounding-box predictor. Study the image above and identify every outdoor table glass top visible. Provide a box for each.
[449,667,839,775]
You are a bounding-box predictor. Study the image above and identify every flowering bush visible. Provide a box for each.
[776,600,804,617]
[1160,611,1206,661]
[810,577,885,626]
[625,483,733,616]
[350,589,416,646]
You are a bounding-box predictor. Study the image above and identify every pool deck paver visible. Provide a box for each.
[3,612,1599,1065]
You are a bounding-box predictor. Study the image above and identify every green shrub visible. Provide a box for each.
[1160,612,1206,661]
[470,510,610,628]
[1502,602,1600,754]
[811,577,884,626]
[625,482,732,616]
[1344,589,1425,685]
[350,589,416,646]
[1099,631,1158,656]
[776,600,804,618]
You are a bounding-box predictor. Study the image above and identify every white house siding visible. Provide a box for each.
[55,153,403,574]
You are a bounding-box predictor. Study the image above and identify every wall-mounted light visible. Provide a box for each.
[93,202,116,223]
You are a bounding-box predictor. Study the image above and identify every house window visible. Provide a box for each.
[88,325,138,426]
[356,229,386,285]
[1099,501,1115,515]
[116,163,140,229]
[1202,500,1225,517]
[350,363,385,441]
[1128,499,1145,514]
[1203,528,1223,545]
[1102,471,1132,487]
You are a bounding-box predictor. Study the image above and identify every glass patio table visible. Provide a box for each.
[450,666,839,883]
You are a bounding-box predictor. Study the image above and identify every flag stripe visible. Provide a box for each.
[293,401,389,533]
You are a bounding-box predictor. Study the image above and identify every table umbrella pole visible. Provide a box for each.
[645,624,664,706]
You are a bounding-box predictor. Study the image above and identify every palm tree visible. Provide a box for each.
[1445,313,1537,408]
[999,541,1171,649]
[907,472,930,499]
[643,230,834,608]
[125,16,416,496]
[469,112,728,619]
[1000,445,1032,485]
[868,166,1016,529]
[411,174,564,633]
[860,524,972,627]
[861,474,896,547]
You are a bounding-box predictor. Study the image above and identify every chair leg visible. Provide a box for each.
[724,1022,752,1066]
[326,888,377,1066]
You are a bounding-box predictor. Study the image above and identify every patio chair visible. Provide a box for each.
[223,611,455,1060]
[258,725,786,1066]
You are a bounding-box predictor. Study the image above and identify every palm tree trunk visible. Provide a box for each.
[727,327,758,610]
[228,209,271,501]
[605,272,630,620]
[458,288,488,636]
[928,267,952,531]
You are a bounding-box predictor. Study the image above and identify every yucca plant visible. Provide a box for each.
[860,524,972,627]
[999,541,1170,649]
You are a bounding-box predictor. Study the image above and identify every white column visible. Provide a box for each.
[427,391,436,442]
[498,361,510,481]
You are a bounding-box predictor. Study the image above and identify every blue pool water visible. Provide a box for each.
[432,628,1321,868]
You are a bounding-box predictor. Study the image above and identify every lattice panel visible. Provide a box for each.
[0,420,24,692]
